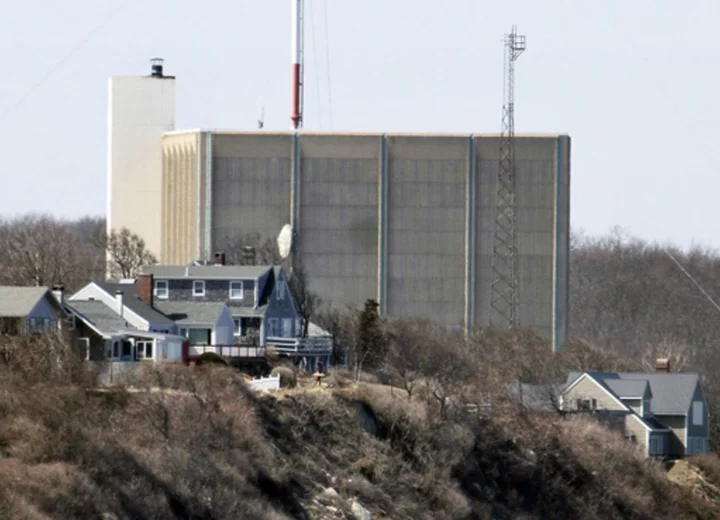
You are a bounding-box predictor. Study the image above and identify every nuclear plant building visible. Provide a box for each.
[108,63,571,351]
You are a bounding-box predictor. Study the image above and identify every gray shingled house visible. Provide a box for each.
[561,363,709,458]
[0,286,68,336]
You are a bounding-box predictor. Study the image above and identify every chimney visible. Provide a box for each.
[150,57,164,77]
[655,358,670,373]
[115,290,124,317]
[214,251,226,266]
[242,246,256,265]
[137,273,154,307]
[52,284,65,306]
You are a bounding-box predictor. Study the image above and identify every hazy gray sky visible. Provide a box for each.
[1,0,718,249]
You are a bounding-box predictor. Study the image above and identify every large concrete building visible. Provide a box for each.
[107,67,571,350]
[158,131,570,350]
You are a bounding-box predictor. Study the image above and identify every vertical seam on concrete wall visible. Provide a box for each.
[378,134,388,313]
[196,133,202,261]
[205,132,213,261]
[292,133,300,229]
[465,135,476,333]
[554,136,562,352]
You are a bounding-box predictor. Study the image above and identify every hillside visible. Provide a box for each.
[1,360,719,520]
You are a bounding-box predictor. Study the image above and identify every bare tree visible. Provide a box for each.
[96,227,158,279]
[0,214,104,290]
[286,259,320,337]
[220,232,282,266]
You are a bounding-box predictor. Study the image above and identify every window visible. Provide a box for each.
[135,341,153,360]
[28,317,37,330]
[42,318,52,329]
[693,401,704,426]
[154,280,168,299]
[187,328,211,346]
[268,318,279,337]
[576,398,597,412]
[282,318,292,337]
[277,281,285,300]
[193,280,205,297]
[179,328,188,338]
[233,319,242,337]
[229,281,244,300]
[78,337,90,361]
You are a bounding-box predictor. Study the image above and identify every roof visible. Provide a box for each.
[153,302,227,326]
[604,379,650,399]
[566,371,700,415]
[0,286,51,317]
[508,382,562,412]
[141,265,272,280]
[66,300,137,336]
[229,306,268,318]
[98,282,174,325]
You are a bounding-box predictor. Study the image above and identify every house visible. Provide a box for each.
[68,280,177,334]
[140,259,332,371]
[561,360,709,458]
[63,298,185,363]
[0,286,69,336]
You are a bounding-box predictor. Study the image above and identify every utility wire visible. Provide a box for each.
[0,1,131,126]
[665,249,720,315]
[308,0,323,128]
[322,0,334,130]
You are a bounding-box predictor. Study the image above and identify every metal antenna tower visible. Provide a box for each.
[490,26,526,328]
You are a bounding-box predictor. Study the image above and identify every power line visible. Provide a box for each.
[322,0,333,130]
[0,1,131,126]
[664,249,720,316]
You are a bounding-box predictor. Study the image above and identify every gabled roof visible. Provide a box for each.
[154,302,228,326]
[97,282,174,325]
[66,300,137,336]
[566,371,700,415]
[141,265,273,279]
[0,287,52,317]
[604,379,651,399]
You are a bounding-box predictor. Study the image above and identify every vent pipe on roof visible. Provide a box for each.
[115,290,124,318]
[655,358,670,373]
[150,57,164,77]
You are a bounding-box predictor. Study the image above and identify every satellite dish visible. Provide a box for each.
[277,224,293,259]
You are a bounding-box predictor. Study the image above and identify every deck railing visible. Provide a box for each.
[189,344,266,359]
[266,336,333,353]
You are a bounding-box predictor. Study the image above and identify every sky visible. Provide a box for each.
[1,0,719,249]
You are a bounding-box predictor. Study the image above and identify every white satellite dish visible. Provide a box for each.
[277,224,293,259]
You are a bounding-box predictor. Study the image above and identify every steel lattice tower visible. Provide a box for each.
[490,26,526,328]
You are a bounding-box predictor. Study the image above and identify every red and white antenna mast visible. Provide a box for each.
[291,0,304,130]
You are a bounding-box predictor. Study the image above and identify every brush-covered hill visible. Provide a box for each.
[1,357,719,520]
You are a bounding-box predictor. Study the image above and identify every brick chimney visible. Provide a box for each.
[137,273,154,306]
[242,246,256,265]
[214,251,226,266]
[655,358,670,373]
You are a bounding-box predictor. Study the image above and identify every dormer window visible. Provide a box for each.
[193,280,205,297]
[229,281,244,300]
[154,280,168,299]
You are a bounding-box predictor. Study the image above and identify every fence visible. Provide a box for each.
[187,345,266,359]
[246,375,280,392]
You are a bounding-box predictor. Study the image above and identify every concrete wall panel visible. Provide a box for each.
[386,136,467,325]
[298,135,381,309]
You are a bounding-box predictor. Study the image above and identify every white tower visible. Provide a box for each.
[106,58,175,259]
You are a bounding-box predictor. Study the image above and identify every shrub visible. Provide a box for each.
[271,366,297,388]
[195,352,228,366]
